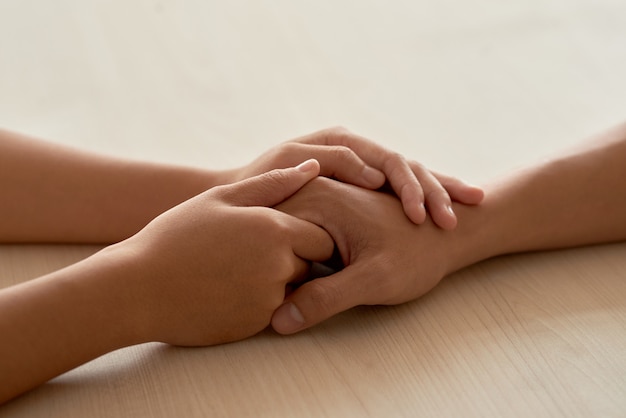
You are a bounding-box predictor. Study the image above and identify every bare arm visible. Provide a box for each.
[0,129,227,243]
[272,121,626,333]
[0,127,483,243]
[0,162,332,404]
[458,121,626,265]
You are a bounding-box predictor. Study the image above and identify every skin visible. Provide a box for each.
[0,127,480,243]
[271,121,626,333]
[0,160,333,403]
[5,120,625,401]
[0,127,480,403]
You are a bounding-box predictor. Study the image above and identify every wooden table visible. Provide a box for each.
[1,1,625,416]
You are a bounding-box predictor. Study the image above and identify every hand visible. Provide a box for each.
[231,127,484,229]
[117,160,334,345]
[271,177,469,334]
[0,160,334,403]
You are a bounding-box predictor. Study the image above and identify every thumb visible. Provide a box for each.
[271,265,363,334]
[220,159,320,207]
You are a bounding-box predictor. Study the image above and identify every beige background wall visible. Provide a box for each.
[2,1,625,179]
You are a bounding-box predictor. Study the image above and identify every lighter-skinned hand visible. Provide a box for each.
[271,177,471,334]
[231,127,483,229]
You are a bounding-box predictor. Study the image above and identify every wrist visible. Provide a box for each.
[0,243,151,402]
[443,196,510,275]
[90,242,155,346]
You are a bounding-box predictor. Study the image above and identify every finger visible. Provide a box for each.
[384,155,427,224]
[432,171,485,205]
[217,159,320,207]
[286,256,315,289]
[300,128,426,224]
[292,143,386,189]
[409,161,457,230]
[271,265,364,334]
[279,213,335,262]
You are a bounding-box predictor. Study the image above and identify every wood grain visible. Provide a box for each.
[1,1,625,416]
[1,244,624,417]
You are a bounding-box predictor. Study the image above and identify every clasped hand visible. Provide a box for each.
[111,128,482,345]
[113,160,332,346]
[272,177,481,334]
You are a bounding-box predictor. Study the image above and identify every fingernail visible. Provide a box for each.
[361,166,385,186]
[289,303,305,323]
[446,205,455,217]
[273,303,305,333]
[296,159,318,173]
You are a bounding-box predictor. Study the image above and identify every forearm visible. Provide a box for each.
[0,246,146,404]
[0,162,329,402]
[449,122,626,272]
[0,129,232,243]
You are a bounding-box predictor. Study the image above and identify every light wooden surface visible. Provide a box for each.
[1,1,625,416]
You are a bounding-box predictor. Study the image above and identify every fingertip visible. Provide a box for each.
[404,200,427,225]
[296,158,321,175]
[433,204,458,230]
[467,187,485,204]
[273,270,361,335]
[454,186,485,205]
[445,179,485,205]
[272,302,306,335]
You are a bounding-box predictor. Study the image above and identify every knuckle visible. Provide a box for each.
[425,188,451,204]
[305,279,344,317]
[273,142,302,162]
[321,126,352,145]
[443,174,461,187]
[208,184,233,202]
[390,151,404,160]
[264,168,290,185]
[327,125,350,136]
[384,152,410,177]
[448,174,461,184]
[279,141,302,154]
[331,145,356,162]
[254,169,292,196]
[298,127,351,146]
[408,159,426,172]
[272,217,293,239]
[387,151,405,166]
